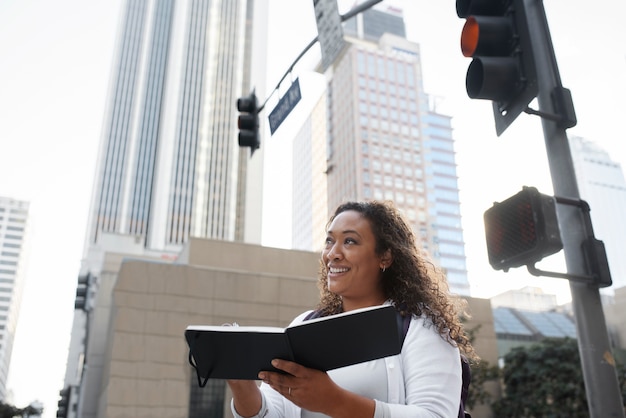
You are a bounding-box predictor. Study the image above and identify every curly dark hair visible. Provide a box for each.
[316,200,477,360]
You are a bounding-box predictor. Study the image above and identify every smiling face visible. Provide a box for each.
[322,210,389,311]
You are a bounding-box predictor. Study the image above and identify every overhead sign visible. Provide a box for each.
[268,78,302,135]
[313,0,345,72]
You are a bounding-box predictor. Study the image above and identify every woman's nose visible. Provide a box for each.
[326,244,341,260]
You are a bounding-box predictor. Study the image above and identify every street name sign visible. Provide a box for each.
[268,78,302,135]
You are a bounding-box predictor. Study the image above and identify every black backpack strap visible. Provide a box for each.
[303,309,322,321]
[459,354,471,418]
[395,310,411,348]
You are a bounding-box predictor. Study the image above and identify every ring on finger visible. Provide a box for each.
[289,387,292,396]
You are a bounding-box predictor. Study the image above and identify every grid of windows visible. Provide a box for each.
[0,197,29,401]
[494,307,535,336]
[493,307,577,339]
[323,9,470,295]
[188,375,225,418]
[517,310,577,338]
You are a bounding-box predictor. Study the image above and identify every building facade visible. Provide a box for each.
[293,6,470,295]
[84,0,264,256]
[291,93,328,252]
[62,0,267,416]
[490,286,559,312]
[0,197,30,401]
[568,135,626,292]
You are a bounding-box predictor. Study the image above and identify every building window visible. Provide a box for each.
[188,376,225,418]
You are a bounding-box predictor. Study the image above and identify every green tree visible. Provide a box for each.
[492,337,590,417]
[467,360,500,409]
[462,322,500,409]
[617,360,626,406]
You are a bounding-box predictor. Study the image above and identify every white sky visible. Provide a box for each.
[0,0,625,416]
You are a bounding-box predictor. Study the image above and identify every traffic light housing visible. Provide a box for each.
[75,273,91,311]
[457,0,538,135]
[57,387,70,418]
[484,186,562,271]
[237,92,260,155]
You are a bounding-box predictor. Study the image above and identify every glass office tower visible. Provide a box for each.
[292,6,470,295]
[0,197,30,401]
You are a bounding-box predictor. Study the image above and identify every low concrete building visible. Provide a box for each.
[94,238,319,417]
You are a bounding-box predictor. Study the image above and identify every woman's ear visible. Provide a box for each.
[380,249,393,269]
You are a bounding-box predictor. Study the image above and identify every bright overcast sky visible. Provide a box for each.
[1,0,625,416]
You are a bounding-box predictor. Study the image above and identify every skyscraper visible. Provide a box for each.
[62,0,267,416]
[292,6,470,295]
[291,93,328,252]
[569,135,626,292]
[0,197,30,401]
[85,0,263,255]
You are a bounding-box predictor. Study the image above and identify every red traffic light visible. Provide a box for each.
[484,186,563,271]
[461,16,514,57]
[456,0,538,135]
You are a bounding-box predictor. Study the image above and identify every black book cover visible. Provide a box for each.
[185,304,402,385]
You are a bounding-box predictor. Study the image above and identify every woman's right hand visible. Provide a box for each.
[227,380,263,417]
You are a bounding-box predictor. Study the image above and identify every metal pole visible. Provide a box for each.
[262,0,384,111]
[525,0,625,416]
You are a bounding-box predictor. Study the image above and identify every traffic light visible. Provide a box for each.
[457,0,537,135]
[75,273,91,311]
[237,92,260,155]
[484,186,562,271]
[57,387,70,418]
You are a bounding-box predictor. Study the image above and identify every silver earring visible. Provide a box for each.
[381,266,386,273]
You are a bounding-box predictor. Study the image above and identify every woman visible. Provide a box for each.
[228,200,476,417]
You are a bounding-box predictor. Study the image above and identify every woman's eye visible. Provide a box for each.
[345,238,356,244]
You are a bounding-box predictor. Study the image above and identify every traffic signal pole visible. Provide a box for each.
[525,0,624,416]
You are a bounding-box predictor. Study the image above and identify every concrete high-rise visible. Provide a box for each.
[291,93,328,252]
[85,0,264,255]
[292,6,470,295]
[0,197,30,401]
[569,135,626,292]
[62,0,268,416]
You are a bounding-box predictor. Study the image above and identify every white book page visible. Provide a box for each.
[287,304,391,328]
[186,324,285,333]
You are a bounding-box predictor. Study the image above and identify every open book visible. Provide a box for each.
[185,304,402,386]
